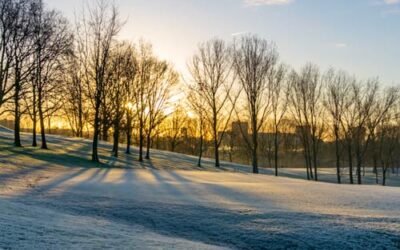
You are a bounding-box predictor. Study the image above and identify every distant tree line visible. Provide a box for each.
[0,0,398,186]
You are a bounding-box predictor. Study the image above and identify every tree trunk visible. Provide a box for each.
[145,132,151,159]
[126,131,131,154]
[138,117,144,162]
[126,130,131,155]
[125,113,132,154]
[251,108,259,174]
[214,137,220,168]
[312,137,318,181]
[78,94,83,137]
[92,98,101,162]
[305,153,310,180]
[14,68,22,147]
[32,113,37,147]
[38,90,48,149]
[198,134,203,167]
[213,110,220,168]
[356,148,362,185]
[373,155,378,184]
[382,166,387,186]
[274,128,279,176]
[112,122,119,158]
[348,141,353,184]
[32,86,37,147]
[334,129,341,184]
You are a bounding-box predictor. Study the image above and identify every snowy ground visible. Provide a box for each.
[0,128,400,249]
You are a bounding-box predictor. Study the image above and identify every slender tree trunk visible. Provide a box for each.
[214,137,219,168]
[126,130,131,155]
[213,110,220,168]
[32,86,37,147]
[382,165,387,186]
[251,113,258,174]
[348,141,353,184]
[38,105,47,149]
[198,134,203,167]
[305,152,310,180]
[145,132,151,159]
[112,122,119,158]
[32,117,37,147]
[138,116,143,162]
[305,137,313,180]
[78,95,83,137]
[125,113,132,154]
[356,146,362,185]
[357,160,362,185]
[334,127,341,184]
[373,154,378,184]
[312,137,318,181]
[38,90,48,149]
[274,128,279,176]
[14,65,22,147]
[92,98,101,162]
[126,131,131,154]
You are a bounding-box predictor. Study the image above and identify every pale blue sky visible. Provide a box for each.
[46,0,400,85]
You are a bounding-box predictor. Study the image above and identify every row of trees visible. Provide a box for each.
[188,36,399,185]
[0,0,72,149]
[0,0,398,186]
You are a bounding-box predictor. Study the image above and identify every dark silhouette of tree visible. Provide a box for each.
[9,0,36,147]
[144,58,178,159]
[76,0,121,162]
[288,64,325,181]
[232,35,278,174]
[189,39,236,168]
[324,69,352,184]
[30,0,72,149]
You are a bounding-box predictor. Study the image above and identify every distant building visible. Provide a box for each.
[231,121,248,138]
[219,121,299,149]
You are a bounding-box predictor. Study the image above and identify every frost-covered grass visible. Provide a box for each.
[0,128,400,249]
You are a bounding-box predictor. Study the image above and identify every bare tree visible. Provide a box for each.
[63,53,88,138]
[165,106,188,153]
[9,0,36,147]
[288,64,325,181]
[132,41,152,162]
[108,42,137,157]
[269,64,288,176]
[368,87,399,185]
[341,80,379,184]
[324,69,352,183]
[187,88,208,167]
[122,47,138,155]
[232,35,278,174]
[145,60,178,159]
[188,39,236,168]
[30,0,72,149]
[118,43,137,155]
[76,0,121,162]
[0,1,14,112]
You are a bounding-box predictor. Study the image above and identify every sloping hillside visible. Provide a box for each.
[0,129,399,249]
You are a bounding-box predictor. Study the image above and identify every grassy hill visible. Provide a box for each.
[0,128,399,249]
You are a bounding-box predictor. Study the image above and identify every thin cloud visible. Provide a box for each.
[244,0,294,6]
[231,31,250,37]
[383,0,400,4]
[334,43,348,49]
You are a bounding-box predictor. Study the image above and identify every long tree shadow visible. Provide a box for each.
[9,190,400,250]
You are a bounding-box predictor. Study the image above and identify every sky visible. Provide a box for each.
[46,0,400,85]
